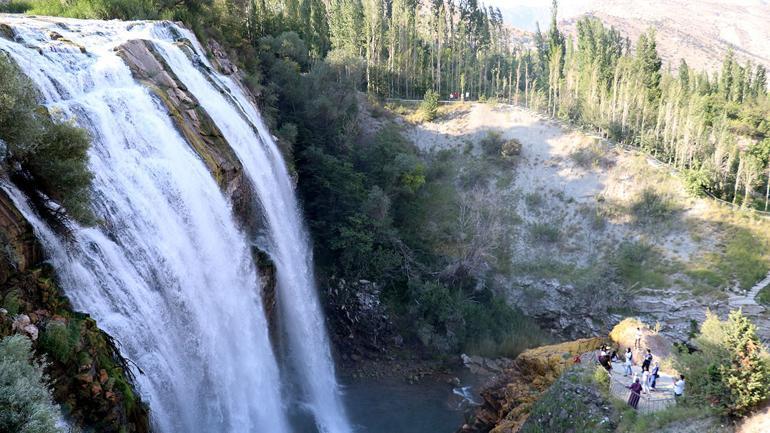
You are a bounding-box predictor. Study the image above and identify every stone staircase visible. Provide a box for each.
[728,272,770,316]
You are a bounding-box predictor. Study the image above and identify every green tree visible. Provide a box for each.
[420,89,440,121]
[720,310,770,415]
[0,55,94,224]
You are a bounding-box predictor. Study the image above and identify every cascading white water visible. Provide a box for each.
[0,16,303,433]
[150,25,353,433]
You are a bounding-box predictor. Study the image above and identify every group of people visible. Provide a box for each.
[624,328,686,410]
[594,327,687,411]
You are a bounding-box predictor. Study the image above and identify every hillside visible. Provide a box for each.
[559,0,770,73]
[393,101,770,342]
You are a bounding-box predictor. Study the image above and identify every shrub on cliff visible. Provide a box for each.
[0,55,94,224]
[674,310,770,416]
[0,335,62,433]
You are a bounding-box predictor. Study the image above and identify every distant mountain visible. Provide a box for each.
[558,0,770,72]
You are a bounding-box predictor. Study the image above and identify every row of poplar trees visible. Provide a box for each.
[521,2,770,209]
[238,0,769,208]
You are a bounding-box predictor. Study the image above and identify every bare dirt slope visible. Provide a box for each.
[400,102,770,342]
[560,0,770,73]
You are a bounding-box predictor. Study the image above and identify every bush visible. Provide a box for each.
[629,187,676,225]
[0,335,62,433]
[529,222,561,244]
[39,320,79,364]
[570,141,605,169]
[610,241,666,289]
[501,138,522,160]
[593,365,610,388]
[683,167,711,197]
[0,55,94,224]
[480,130,503,157]
[419,89,440,122]
[673,310,770,416]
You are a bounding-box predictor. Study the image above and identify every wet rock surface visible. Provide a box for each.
[115,39,259,231]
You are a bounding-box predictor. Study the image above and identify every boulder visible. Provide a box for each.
[11,314,38,340]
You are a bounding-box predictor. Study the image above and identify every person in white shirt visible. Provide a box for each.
[624,348,633,376]
[634,327,643,349]
[674,374,686,398]
[641,370,650,394]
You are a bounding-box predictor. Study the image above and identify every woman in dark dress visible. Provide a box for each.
[627,378,643,409]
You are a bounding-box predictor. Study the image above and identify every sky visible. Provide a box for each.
[485,0,770,31]
[484,0,594,31]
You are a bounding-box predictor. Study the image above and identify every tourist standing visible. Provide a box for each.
[674,375,686,399]
[627,378,642,409]
[650,362,660,389]
[641,349,653,372]
[624,348,633,377]
[634,327,643,349]
[641,370,650,394]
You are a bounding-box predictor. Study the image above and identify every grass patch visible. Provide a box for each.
[629,187,678,226]
[615,403,715,433]
[529,222,561,244]
[570,139,608,169]
[610,241,668,289]
[758,285,770,306]
[525,191,545,208]
[684,215,770,293]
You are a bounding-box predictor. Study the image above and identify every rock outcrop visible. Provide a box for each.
[326,278,395,358]
[115,39,258,230]
[0,188,40,283]
[509,277,621,339]
[460,337,605,433]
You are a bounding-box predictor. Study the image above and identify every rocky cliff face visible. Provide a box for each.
[0,188,39,283]
[460,337,605,433]
[0,185,150,433]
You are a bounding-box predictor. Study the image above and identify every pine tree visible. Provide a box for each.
[720,310,770,416]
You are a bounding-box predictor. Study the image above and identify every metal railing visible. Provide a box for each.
[606,370,677,414]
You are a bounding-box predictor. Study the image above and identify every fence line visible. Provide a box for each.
[605,369,677,414]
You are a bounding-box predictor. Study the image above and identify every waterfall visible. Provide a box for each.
[150,25,353,433]
[0,15,349,433]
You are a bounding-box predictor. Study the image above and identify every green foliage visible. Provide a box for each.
[0,55,94,224]
[615,404,716,433]
[683,167,712,197]
[22,0,158,20]
[719,310,770,415]
[419,89,439,122]
[39,321,80,364]
[673,310,770,416]
[520,366,615,433]
[0,335,62,433]
[593,365,610,388]
[529,222,561,244]
[610,241,667,289]
[629,187,676,225]
[758,285,770,306]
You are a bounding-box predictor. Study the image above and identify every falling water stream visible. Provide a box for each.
[0,14,350,433]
